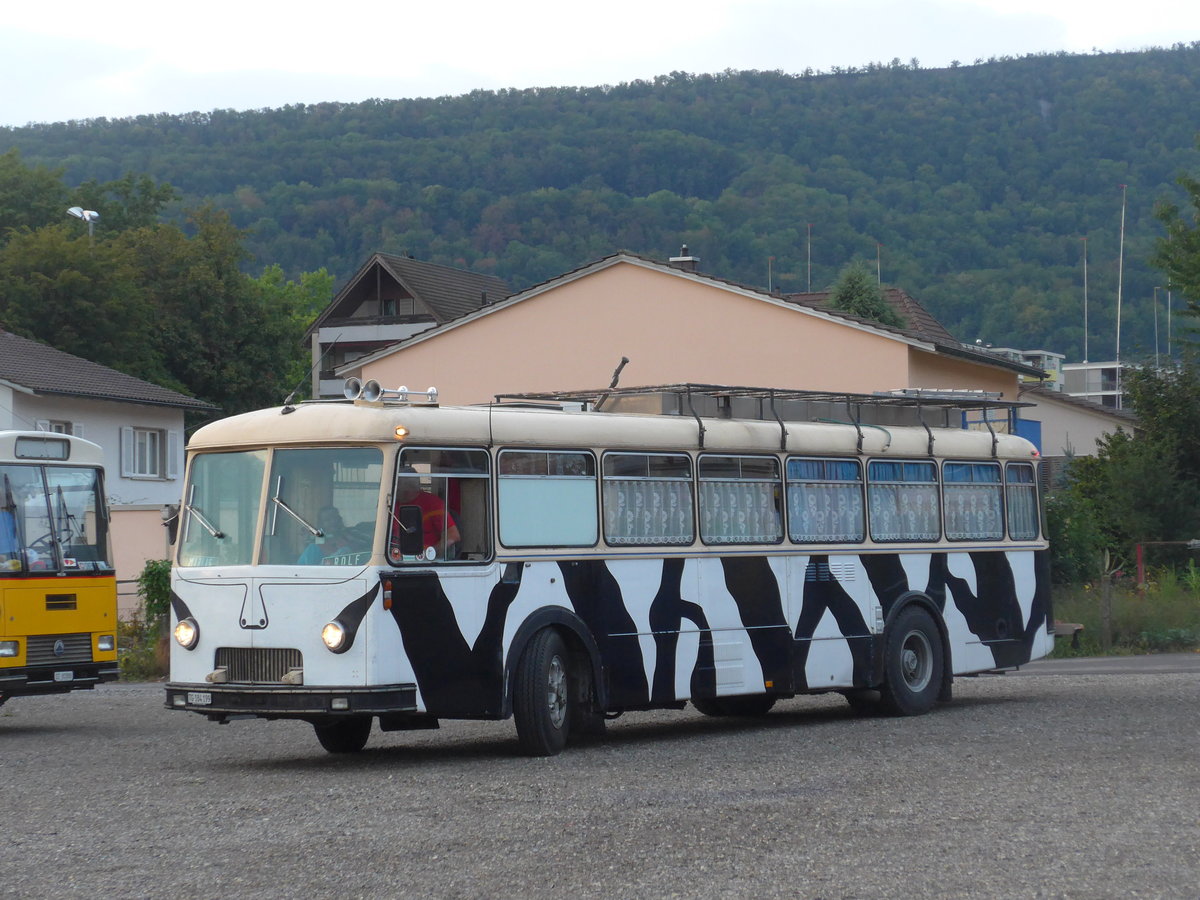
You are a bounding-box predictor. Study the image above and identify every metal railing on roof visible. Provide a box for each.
[493,383,1030,454]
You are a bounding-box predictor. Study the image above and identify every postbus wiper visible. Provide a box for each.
[185,504,225,539]
[270,494,321,535]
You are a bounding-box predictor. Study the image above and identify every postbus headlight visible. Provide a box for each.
[321,620,348,653]
[98,634,115,652]
[0,640,18,658]
[174,617,200,650]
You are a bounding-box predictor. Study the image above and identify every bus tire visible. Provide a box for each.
[879,606,944,716]
[691,697,725,717]
[514,629,571,756]
[313,716,372,753]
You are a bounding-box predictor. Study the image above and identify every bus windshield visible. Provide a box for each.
[1,464,110,573]
[263,448,382,567]
[178,447,383,568]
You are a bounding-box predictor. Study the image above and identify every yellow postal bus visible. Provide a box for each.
[0,431,119,704]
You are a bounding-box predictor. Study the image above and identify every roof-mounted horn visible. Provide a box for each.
[342,378,438,406]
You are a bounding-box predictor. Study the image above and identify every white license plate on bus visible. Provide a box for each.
[187,691,213,706]
[53,670,74,682]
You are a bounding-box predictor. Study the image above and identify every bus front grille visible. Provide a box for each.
[214,647,303,683]
[27,633,94,667]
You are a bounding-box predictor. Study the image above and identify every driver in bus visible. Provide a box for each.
[392,466,460,559]
[298,506,356,565]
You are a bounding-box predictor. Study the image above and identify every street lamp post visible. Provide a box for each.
[66,206,100,239]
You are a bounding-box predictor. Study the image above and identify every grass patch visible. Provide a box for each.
[1051,574,1200,657]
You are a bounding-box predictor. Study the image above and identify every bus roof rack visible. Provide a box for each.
[492,383,1032,452]
[494,383,1030,412]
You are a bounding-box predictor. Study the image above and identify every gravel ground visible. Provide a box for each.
[2,661,1198,899]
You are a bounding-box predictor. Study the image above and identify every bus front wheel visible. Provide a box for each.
[313,716,372,753]
[514,629,571,756]
[880,607,944,716]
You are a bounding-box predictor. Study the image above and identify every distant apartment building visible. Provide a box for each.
[989,348,1064,391]
[1062,360,1129,409]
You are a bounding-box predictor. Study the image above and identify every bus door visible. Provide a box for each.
[386,448,500,716]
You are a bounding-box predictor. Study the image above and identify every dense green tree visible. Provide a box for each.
[1153,160,1200,332]
[0,149,69,232]
[828,261,905,328]
[1052,356,1200,572]
[0,225,159,377]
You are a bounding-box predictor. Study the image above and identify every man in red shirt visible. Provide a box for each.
[392,467,460,560]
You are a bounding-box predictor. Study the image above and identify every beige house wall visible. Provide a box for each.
[359,262,923,405]
[1022,393,1130,458]
[112,507,173,618]
[906,349,1020,399]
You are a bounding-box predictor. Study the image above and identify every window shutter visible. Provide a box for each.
[71,423,85,439]
[121,427,135,477]
[167,431,180,479]
[35,419,51,432]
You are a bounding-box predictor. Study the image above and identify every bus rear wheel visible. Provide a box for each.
[514,629,571,756]
[880,606,944,716]
[313,716,372,753]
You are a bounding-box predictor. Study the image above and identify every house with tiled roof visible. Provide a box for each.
[306,253,509,398]
[0,328,217,613]
[333,251,1045,420]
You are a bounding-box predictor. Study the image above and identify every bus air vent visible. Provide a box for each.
[46,594,78,611]
[214,647,303,683]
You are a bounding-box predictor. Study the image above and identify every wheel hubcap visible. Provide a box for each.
[547,655,567,729]
[900,630,933,692]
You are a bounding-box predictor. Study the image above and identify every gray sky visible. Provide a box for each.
[2,0,1197,128]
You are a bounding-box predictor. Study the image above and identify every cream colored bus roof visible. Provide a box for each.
[189,400,1038,461]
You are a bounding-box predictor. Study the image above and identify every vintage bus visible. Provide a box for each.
[1,431,119,704]
[165,382,1053,756]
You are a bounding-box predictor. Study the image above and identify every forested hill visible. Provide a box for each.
[6,45,1200,362]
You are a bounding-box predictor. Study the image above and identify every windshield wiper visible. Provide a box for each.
[269,479,322,537]
[185,504,225,539]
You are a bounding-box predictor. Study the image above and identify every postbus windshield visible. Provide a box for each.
[178,447,383,568]
[1,463,110,574]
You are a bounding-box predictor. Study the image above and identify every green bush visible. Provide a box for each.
[119,559,173,681]
[137,558,172,622]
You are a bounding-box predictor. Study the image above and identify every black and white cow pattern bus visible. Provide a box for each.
[166,386,1053,756]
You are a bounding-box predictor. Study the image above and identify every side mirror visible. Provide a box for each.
[395,505,424,558]
[162,504,180,546]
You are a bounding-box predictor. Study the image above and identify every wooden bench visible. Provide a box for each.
[1053,621,1084,649]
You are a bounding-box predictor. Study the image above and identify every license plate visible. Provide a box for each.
[53,670,73,683]
[187,691,213,706]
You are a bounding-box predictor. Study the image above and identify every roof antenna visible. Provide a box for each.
[595,356,629,412]
[281,332,341,414]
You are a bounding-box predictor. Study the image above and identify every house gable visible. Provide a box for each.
[352,257,926,404]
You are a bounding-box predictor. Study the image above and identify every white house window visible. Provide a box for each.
[121,427,179,480]
[36,419,83,437]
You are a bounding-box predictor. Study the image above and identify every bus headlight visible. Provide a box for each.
[0,640,18,658]
[321,620,348,653]
[174,617,200,650]
[98,634,115,652]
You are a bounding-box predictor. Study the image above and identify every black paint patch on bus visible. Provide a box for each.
[328,584,379,654]
[860,554,914,618]
[648,558,716,702]
[792,556,873,691]
[388,572,517,717]
[718,556,791,693]
[556,560,650,708]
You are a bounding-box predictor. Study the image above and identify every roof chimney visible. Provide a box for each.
[669,244,700,273]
